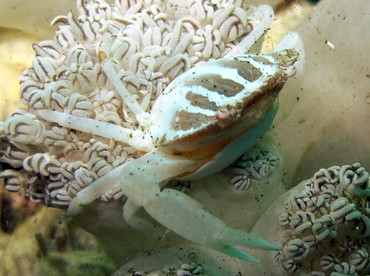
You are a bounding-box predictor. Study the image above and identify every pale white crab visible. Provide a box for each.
[36,47,301,263]
[1,0,304,262]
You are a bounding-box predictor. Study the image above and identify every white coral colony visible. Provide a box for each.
[0,0,301,262]
[275,164,370,275]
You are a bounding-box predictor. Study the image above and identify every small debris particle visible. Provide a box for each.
[325,40,335,49]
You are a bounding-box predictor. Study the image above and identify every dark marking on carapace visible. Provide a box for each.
[173,110,213,131]
[186,74,244,97]
[250,56,274,65]
[186,92,218,110]
[219,59,263,82]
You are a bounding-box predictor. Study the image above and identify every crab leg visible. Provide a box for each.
[99,34,151,128]
[66,151,201,216]
[225,5,274,57]
[145,188,280,262]
[122,199,162,235]
[67,150,280,262]
[100,59,151,126]
[34,109,151,151]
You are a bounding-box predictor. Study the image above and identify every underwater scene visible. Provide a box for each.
[0,0,369,275]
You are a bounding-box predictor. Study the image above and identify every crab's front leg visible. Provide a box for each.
[68,151,279,262]
[143,188,280,262]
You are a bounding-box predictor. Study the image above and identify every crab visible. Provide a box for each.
[34,43,301,263]
[0,0,304,262]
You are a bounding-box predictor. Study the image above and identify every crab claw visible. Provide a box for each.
[67,149,280,262]
[211,228,281,262]
[144,189,280,262]
[275,31,305,75]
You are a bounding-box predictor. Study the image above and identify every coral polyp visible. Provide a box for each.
[276,163,370,275]
[230,149,280,190]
